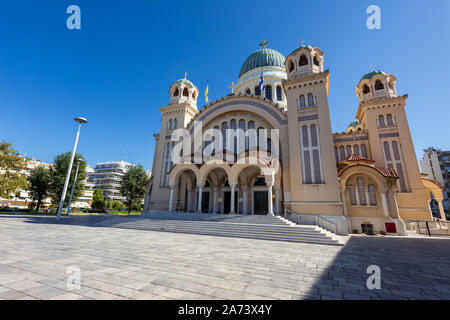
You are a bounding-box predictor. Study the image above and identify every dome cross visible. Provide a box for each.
[259,40,269,48]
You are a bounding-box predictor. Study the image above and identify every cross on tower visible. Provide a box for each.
[184,72,187,81]
[228,81,236,93]
[259,40,269,48]
[300,39,304,46]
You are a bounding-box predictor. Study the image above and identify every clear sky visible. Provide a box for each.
[1,0,449,170]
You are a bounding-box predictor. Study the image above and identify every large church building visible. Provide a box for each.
[143,43,446,235]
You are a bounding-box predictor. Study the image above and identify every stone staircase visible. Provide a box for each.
[96,212,342,246]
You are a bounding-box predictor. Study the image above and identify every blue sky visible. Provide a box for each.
[1,0,449,170]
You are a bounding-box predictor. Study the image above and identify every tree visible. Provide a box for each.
[112,200,125,211]
[49,152,87,207]
[28,165,51,212]
[120,165,148,213]
[0,141,28,198]
[91,188,105,211]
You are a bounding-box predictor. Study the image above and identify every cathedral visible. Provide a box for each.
[143,42,445,235]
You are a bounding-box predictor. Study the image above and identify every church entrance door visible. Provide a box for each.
[253,191,268,215]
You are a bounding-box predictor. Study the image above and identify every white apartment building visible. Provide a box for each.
[88,161,133,202]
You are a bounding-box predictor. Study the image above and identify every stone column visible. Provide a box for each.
[438,201,446,221]
[168,185,175,212]
[243,186,248,215]
[230,184,236,214]
[213,188,218,214]
[275,187,280,215]
[267,184,274,216]
[381,189,391,220]
[340,187,348,218]
[197,186,203,213]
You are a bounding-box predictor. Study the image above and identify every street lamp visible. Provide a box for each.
[66,159,85,216]
[56,117,87,220]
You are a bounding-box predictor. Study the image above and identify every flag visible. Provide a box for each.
[205,81,209,103]
[259,70,265,95]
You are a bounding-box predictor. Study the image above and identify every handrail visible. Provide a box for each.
[284,208,337,234]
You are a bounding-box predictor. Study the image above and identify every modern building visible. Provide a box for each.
[88,161,132,202]
[0,157,52,209]
[420,148,449,216]
[144,42,444,235]
[71,166,95,209]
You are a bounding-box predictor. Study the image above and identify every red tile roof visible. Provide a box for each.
[338,163,399,179]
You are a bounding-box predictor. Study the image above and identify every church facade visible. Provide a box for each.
[143,43,445,235]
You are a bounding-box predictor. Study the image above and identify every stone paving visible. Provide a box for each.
[0,215,450,300]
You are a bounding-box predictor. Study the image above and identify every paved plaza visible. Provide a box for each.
[0,214,450,300]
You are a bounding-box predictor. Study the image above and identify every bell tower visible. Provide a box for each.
[355,70,432,220]
[148,76,199,210]
[283,44,345,229]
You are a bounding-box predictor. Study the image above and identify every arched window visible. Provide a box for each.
[383,142,391,161]
[313,55,320,66]
[245,88,251,95]
[289,61,295,72]
[192,91,196,99]
[173,118,177,129]
[265,85,272,101]
[307,93,314,106]
[276,86,282,101]
[357,177,367,205]
[346,145,352,156]
[354,145,360,156]
[339,146,345,161]
[222,122,228,151]
[392,141,401,161]
[363,84,370,94]
[375,80,384,90]
[230,120,237,155]
[168,119,173,130]
[334,147,339,162]
[378,115,385,127]
[386,114,393,126]
[348,186,357,205]
[267,138,272,153]
[361,144,368,158]
[246,120,255,151]
[173,87,179,97]
[299,55,308,67]
[183,88,189,97]
[299,95,306,108]
[255,86,261,97]
[368,184,377,206]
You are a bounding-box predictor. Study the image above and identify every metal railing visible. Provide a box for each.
[406,220,450,237]
[284,209,337,234]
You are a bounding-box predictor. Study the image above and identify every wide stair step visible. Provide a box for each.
[96,212,341,246]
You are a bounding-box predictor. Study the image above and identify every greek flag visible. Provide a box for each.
[259,71,265,95]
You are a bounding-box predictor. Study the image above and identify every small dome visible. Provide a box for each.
[348,119,360,128]
[177,78,194,86]
[239,48,286,78]
[360,70,386,81]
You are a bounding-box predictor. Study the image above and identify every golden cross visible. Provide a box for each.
[259,40,269,48]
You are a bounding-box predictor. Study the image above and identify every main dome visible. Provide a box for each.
[239,48,286,78]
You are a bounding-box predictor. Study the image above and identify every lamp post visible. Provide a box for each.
[56,117,87,220]
[66,159,84,216]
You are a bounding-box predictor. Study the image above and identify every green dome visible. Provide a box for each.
[239,48,286,78]
[348,119,360,128]
[177,78,194,86]
[360,70,386,81]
